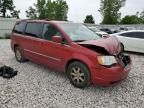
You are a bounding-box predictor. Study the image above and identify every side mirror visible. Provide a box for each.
[52,36,63,43]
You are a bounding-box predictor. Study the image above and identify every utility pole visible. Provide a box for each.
[0,0,1,17]
[0,0,1,6]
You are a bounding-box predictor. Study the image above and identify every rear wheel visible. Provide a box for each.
[67,61,90,88]
[14,47,26,62]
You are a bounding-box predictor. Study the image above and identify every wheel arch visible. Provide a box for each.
[65,58,93,75]
[14,44,19,50]
[66,59,86,71]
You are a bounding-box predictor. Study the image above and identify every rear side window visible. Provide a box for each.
[120,32,132,37]
[133,32,144,39]
[25,23,43,38]
[13,21,26,34]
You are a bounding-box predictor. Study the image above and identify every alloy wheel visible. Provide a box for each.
[15,49,22,61]
[70,67,85,84]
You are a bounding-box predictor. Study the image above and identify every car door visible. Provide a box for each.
[12,21,35,59]
[129,32,144,53]
[118,32,144,52]
[116,32,132,51]
[40,23,72,71]
[24,22,44,63]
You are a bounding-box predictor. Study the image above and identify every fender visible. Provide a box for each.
[65,53,95,72]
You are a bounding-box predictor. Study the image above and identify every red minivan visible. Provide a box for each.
[11,20,132,88]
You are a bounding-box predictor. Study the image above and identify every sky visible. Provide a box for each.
[14,0,144,24]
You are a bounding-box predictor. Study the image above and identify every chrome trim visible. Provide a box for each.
[24,49,61,61]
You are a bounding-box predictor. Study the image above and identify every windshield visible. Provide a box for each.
[58,23,100,42]
[89,27,100,32]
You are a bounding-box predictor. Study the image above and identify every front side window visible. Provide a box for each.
[42,24,62,41]
[133,32,144,39]
[57,23,100,42]
[120,33,132,37]
[120,32,144,39]
[13,21,26,34]
[25,23,43,38]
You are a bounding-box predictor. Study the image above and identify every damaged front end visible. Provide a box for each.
[77,36,131,67]
[79,44,110,55]
[117,53,131,67]
[78,43,131,68]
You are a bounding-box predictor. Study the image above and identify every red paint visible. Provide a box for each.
[78,36,120,55]
[11,20,132,86]
[52,36,63,43]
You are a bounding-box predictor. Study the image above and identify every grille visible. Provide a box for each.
[117,53,130,67]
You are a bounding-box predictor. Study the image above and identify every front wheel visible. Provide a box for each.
[120,43,125,52]
[67,61,90,88]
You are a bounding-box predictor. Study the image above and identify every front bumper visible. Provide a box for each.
[90,54,132,86]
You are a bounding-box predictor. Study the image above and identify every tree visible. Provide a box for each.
[140,10,144,24]
[26,0,68,20]
[54,0,68,20]
[10,7,20,19]
[120,15,141,24]
[0,0,20,18]
[84,15,95,24]
[26,6,37,19]
[99,0,126,24]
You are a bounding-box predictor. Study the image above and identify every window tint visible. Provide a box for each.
[25,23,43,38]
[120,32,133,37]
[134,32,144,39]
[120,32,144,39]
[13,21,26,34]
[42,24,62,41]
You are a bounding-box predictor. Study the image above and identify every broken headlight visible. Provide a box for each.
[97,56,117,66]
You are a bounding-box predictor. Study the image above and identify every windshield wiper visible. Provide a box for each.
[73,40,86,42]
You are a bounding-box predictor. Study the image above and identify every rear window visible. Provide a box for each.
[25,22,43,38]
[13,21,26,34]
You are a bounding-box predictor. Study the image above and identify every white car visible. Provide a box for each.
[88,26,108,37]
[111,30,144,53]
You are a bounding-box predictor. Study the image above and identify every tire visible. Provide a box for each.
[0,67,3,76]
[120,43,124,52]
[67,61,90,88]
[14,46,26,63]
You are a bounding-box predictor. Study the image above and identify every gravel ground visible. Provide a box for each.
[0,39,144,108]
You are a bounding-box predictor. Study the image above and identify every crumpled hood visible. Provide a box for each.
[78,36,121,55]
